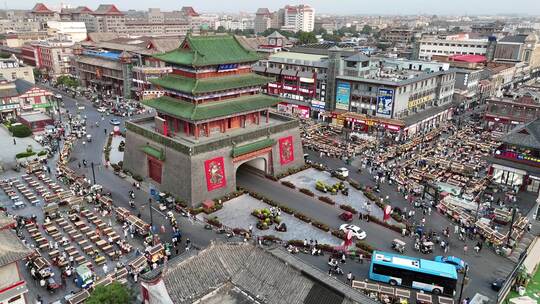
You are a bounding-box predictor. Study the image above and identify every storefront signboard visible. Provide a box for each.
[0,103,19,110]
[32,103,52,109]
[336,82,351,110]
[376,88,394,115]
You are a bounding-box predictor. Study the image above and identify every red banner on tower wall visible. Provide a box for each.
[279,136,294,165]
[204,157,226,191]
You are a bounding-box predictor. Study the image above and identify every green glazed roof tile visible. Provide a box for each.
[149,73,273,95]
[142,94,279,121]
[232,138,275,158]
[141,145,165,160]
[153,35,261,67]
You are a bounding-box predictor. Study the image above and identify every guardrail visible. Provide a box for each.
[126,113,299,156]
[496,246,528,303]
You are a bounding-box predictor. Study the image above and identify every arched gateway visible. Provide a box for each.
[123,35,304,207]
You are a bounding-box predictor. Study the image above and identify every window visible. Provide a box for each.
[11,72,16,79]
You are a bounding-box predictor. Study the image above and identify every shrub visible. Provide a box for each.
[367,215,404,233]
[287,239,308,248]
[233,228,248,235]
[175,199,187,208]
[356,241,375,253]
[311,221,330,232]
[281,181,296,189]
[261,235,281,242]
[331,229,346,240]
[299,188,314,197]
[11,124,31,138]
[279,205,294,214]
[265,174,278,181]
[248,191,264,200]
[189,207,204,215]
[203,203,222,214]
[349,180,362,190]
[316,244,336,253]
[117,161,123,168]
[15,151,36,159]
[206,216,222,228]
[318,196,336,205]
[37,150,47,157]
[294,212,311,223]
[213,190,245,203]
[311,163,326,171]
[339,204,358,214]
[363,191,378,201]
[132,174,143,182]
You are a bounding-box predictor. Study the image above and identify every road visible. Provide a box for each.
[47,85,512,300]
[238,153,513,300]
[43,85,221,253]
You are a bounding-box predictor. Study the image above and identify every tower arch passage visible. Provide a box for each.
[236,157,267,174]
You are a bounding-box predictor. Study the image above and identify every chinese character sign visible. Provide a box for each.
[204,157,227,191]
[279,136,294,165]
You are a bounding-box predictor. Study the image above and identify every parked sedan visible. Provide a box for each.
[109,119,121,126]
[434,256,468,273]
[339,224,367,240]
[97,107,107,113]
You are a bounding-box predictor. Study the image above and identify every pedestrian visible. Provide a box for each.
[341,253,346,264]
[347,272,353,284]
[103,264,108,274]
[249,224,253,235]
[133,273,138,282]
[527,223,532,232]
[358,253,364,264]
[78,162,81,168]
[13,138,15,145]
[463,244,468,254]
[474,244,480,254]
[454,224,459,234]
[185,238,191,251]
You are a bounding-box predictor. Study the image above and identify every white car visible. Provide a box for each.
[97,107,107,113]
[339,224,367,240]
[334,167,349,178]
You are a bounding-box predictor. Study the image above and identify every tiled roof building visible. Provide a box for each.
[124,34,304,206]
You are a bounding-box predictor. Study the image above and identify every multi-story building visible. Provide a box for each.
[335,57,455,137]
[416,34,493,60]
[90,4,126,33]
[489,118,540,193]
[283,5,315,32]
[494,34,540,68]
[0,32,49,48]
[0,19,40,33]
[124,35,304,206]
[0,216,32,304]
[45,21,87,42]
[380,27,415,44]
[31,40,74,79]
[254,8,273,34]
[29,3,59,27]
[453,68,483,109]
[72,36,180,99]
[484,95,540,133]
[0,77,53,121]
[0,56,34,83]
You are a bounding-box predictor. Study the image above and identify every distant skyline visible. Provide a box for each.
[7,0,540,15]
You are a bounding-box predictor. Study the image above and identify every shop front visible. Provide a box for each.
[0,103,20,121]
[339,112,404,134]
[277,101,310,118]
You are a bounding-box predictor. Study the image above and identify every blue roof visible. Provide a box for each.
[83,50,121,60]
[372,251,457,279]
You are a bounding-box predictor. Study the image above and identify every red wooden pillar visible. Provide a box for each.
[195,124,199,139]
[257,111,260,125]
[206,122,210,137]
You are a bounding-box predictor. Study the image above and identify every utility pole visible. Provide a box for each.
[90,162,96,184]
[148,198,154,234]
[56,97,62,123]
[457,264,469,304]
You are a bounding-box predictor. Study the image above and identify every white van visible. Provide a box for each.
[335,167,349,178]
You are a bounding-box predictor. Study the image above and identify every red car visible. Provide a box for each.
[339,211,353,222]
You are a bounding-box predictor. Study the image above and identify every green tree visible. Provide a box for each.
[56,75,79,88]
[10,124,32,138]
[361,25,373,34]
[297,31,317,45]
[322,33,342,42]
[33,68,42,80]
[86,282,131,304]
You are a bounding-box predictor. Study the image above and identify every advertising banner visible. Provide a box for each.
[377,88,394,116]
[279,136,294,165]
[204,157,227,191]
[336,82,351,110]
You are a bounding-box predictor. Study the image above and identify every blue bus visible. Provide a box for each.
[369,251,458,296]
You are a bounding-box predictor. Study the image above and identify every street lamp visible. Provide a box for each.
[457,264,469,304]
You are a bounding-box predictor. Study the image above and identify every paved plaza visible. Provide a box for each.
[211,194,342,246]
[281,168,389,221]
[0,127,44,171]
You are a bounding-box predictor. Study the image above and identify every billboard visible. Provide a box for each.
[336,81,351,110]
[376,88,394,116]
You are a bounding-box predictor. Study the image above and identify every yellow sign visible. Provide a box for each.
[408,95,433,109]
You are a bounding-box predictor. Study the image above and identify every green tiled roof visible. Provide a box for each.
[141,145,165,160]
[142,94,279,122]
[153,35,261,67]
[232,138,275,158]
[149,73,273,95]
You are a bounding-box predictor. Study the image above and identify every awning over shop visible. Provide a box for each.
[232,138,275,158]
[141,145,165,161]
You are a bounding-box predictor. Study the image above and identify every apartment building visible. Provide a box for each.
[31,40,74,79]
[380,27,415,44]
[494,34,540,68]
[283,5,315,32]
[46,21,87,42]
[0,56,34,83]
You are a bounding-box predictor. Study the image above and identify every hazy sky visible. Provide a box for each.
[10,0,540,15]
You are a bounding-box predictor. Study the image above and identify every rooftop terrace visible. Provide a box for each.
[126,112,298,155]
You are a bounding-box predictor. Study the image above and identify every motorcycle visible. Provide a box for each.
[129,200,135,208]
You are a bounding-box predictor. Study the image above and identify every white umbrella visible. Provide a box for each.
[509,296,537,304]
